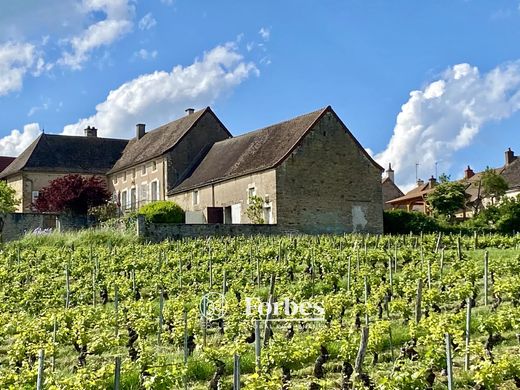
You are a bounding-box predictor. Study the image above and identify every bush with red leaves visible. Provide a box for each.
[33,174,111,215]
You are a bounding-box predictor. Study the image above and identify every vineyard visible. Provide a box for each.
[0,232,519,389]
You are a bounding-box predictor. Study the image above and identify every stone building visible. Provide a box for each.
[168,106,384,234]
[0,130,127,212]
[3,105,384,233]
[106,107,231,210]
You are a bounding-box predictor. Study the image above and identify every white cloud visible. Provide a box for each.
[62,42,259,138]
[0,41,42,96]
[28,102,50,117]
[134,48,158,60]
[138,13,156,30]
[258,27,270,41]
[58,0,134,70]
[0,123,41,157]
[375,61,520,188]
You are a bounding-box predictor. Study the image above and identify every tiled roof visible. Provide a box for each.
[108,107,229,174]
[169,106,382,194]
[0,156,15,173]
[0,133,128,179]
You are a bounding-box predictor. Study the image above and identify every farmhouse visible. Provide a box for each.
[2,106,385,234]
[168,106,384,233]
[0,130,127,212]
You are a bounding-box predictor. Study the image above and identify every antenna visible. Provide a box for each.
[435,161,438,179]
[415,163,420,182]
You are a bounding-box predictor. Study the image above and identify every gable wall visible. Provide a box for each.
[275,111,383,234]
[164,113,230,191]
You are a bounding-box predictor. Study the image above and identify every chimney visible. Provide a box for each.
[84,126,97,137]
[505,148,516,165]
[417,178,424,187]
[185,108,195,116]
[428,175,437,189]
[464,165,475,179]
[136,123,146,140]
[385,163,395,182]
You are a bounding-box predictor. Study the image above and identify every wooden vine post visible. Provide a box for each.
[36,349,45,390]
[114,356,121,390]
[464,297,471,371]
[445,333,454,390]
[354,327,369,374]
[233,353,241,390]
[484,251,489,306]
[415,279,423,324]
[255,319,261,370]
[263,275,276,347]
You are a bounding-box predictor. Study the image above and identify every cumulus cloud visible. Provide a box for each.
[375,62,520,188]
[58,0,134,70]
[0,124,41,157]
[138,13,156,30]
[0,42,42,96]
[62,42,259,138]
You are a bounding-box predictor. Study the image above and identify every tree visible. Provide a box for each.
[246,195,265,224]
[480,167,508,205]
[34,174,111,215]
[0,181,20,236]
[426,181,467,222]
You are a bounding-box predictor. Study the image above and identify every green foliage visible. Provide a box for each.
[0,181,19,214]
[88,202,119,222]
[473,196,520,233]
[383,209,439,234]
[426,181,466,221]
[138,200,185,223]
[480,167,509,204]
[245,195,264,224]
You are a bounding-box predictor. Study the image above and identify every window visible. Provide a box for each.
[121,191,128,210]
[247,186,256,204]
[130,188,137,210]
[142,164,147,175]
[113,176,118,185]
[31,191,39,203]
[132,169,136,179]
[192,190,199,205]
[152,161,157,171]
[151,181,158,201]
[140,183,148,203]
[123,171,127,182]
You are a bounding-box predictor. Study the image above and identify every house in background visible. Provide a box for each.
[0,129,127,212]
[386,176,438,213]
[3,105,384,234]
[168,106,384,234]
[106,107,231,211]
[381,163,404,210]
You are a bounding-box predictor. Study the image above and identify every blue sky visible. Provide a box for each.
[1,0,520,188]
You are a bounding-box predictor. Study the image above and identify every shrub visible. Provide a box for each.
[383,210,439,234]
[88,202,120,222]
[138,201,185,223]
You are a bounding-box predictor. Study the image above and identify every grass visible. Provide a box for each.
[12,227,138,248]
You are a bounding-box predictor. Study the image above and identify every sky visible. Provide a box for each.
[1,0,520,190]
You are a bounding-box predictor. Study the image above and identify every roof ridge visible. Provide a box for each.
[220,106,330,143]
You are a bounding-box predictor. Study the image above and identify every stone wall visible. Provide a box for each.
[137,216,296,242]
[1,213,92,242]
[276,110,384,234]
[169,169,277,224]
